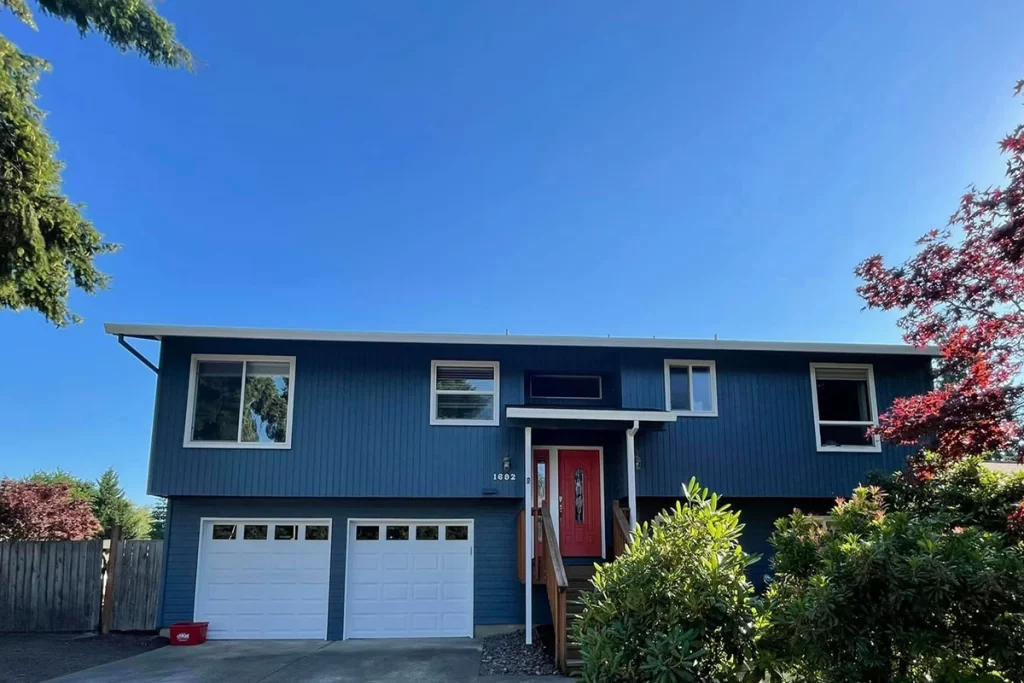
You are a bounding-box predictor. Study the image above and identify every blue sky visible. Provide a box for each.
[0,2,1021,503]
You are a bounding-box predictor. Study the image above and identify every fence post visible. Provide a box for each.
[101,526,121,634]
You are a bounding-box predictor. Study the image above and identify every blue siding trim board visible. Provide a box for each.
[164,497,526,639]
[149,337,931,500]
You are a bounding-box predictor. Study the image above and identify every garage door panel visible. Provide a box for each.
[194,519,331,640]
[345,519,473,639]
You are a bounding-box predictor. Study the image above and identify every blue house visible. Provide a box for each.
[107,323,933,665]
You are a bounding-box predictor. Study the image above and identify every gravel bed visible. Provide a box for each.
[0,633,166,683]
[479,629,560,676]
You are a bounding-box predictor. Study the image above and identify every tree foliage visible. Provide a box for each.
[0,0,189,325]
[574,478,761,683]
[149,497,166,540]
[93,467,150,539]
[855,81,1024,463]
[761,485,1024,683]
[25,466,96,502]
[0,478,101,539]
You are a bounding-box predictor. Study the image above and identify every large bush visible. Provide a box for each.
[761,485,1024,683]
[573,478,761,683]
[869,454,1024,534]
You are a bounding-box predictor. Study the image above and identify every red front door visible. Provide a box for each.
[558,449,602,557]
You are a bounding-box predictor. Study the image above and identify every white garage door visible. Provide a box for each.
[344,520,474,639]
[194,519,332,639]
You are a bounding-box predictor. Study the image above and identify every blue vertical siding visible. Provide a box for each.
[623,350,932,498]
[149,336,931,500]
[150,338,628,498]
[163,497,525,638]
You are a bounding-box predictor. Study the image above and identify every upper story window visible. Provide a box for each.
[810,363,880,452]
[185,354,295,448]
[430,361,500,426]
[664,360,718,416]
[529,374,602,400]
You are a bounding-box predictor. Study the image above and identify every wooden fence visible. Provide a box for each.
[109,540,163,631]
[0,538,163,633]
[0,540,103,632]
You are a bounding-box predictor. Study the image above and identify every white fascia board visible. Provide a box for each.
[505,407,678,422]
[104,323,939,357]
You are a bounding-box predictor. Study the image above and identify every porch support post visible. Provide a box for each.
[626,420,639,532]
[524,426,533,645]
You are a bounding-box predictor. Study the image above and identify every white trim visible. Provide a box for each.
[183,354,296,449]
[105,323,939,357]
[342,518,475,641]
[430,360,500,427]
[193,517,333,639]
[663,359,719,417]
[506,407,677,423]
[809,362,882,453]
[524,428,533,646]
[626,421,638,533]
[528,374,603,400]
[535,446,606,559]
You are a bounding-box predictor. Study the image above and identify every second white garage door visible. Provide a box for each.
[344,519,474,639]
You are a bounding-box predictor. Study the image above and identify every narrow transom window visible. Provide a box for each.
[430,361,500,426]
[664,360,718,416]
[810,363,880,452]
[529,375,602,400]
[185,355,296,448]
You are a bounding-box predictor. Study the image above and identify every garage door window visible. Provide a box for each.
[415,525,439,540]
[354,525,378,540]
[386,525,409,540]
[274,525,297,540]
[212,524,236,540]
[305,525,330,540]
[243,524,268,540]
[445,525,469,540]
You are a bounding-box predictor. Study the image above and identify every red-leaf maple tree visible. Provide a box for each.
[855,80,1024,465]
[0,480,101,541]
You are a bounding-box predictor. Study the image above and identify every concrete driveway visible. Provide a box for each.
[46,639,570,683]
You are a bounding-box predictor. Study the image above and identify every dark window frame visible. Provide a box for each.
[528,374,603,400]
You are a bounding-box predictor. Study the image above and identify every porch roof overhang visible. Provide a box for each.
[505,406,678,430]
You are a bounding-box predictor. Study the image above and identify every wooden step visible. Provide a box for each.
[565,658,584,676]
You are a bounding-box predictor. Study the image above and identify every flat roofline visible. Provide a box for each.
[104,323,939,357]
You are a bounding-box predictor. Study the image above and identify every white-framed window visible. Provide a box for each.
[184,354,296,448]
[430,360,500,426]
[809,363,880,452]
[664,360,718,416]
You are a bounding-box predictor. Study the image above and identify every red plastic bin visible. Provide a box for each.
[169,621,209,646]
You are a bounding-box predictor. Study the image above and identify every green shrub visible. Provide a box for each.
[762,484,1024,683]
[869,454,1024,534]
[573,478,761,683]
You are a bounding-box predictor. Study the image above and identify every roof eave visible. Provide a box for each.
[103,323,940,357]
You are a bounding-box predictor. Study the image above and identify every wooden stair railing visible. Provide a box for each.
[516,507,547,584]
[540,507,569,671]
[612,500,631,559]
